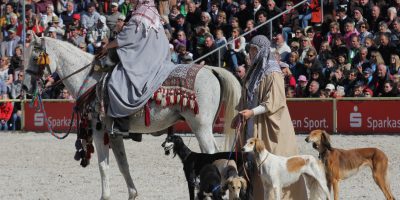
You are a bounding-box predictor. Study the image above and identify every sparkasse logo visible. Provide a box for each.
[349,105,362,128]
[34,113,44,126]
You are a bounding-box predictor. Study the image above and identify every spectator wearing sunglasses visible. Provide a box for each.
[358,21,373,45]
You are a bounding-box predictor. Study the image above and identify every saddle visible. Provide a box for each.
[78,50,204,132]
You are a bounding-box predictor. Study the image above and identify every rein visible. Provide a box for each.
[227,115,251,182]
[44,61,94,92]
[34,47,96,92]
[30,84,77,140]
[31,48,97,140]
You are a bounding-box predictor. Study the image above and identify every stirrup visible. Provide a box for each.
[110,121,129,136]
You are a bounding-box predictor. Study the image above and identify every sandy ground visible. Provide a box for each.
[0,132,399,200]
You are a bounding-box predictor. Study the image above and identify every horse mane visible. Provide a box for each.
[41,37,97,97]
[43,37,94,70]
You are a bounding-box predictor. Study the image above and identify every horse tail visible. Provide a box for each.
[204,66,241,151]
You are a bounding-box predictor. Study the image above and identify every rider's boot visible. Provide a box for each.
[113,116,142,142]
[112,116,129,134]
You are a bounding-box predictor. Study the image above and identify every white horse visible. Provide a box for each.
[25,37,241,200]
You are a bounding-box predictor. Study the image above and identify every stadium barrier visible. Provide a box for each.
[15,98,400,134]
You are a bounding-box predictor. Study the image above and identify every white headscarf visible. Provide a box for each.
[131,0,162,33]
[245,35,281,102]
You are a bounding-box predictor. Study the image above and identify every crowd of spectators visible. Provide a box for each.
[1,0,400,130]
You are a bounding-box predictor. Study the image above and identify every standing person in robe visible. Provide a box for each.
[100,0,176,139]
[232,35,307,199]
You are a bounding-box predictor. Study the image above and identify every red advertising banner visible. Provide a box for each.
[287,101,334,133]
[23,101,223,133]
[174,104,224,133]
[24,101,77,132]
[337,100,400,134]
[23,100,400,134]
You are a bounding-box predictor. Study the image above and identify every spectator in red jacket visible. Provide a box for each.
[0,94,13,131]
[308,0,321,25]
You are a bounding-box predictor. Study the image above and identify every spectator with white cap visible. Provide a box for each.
[87,15,110,54]
[112,14,126,36]
[40,4,64,28]
[0,27,20,57]
[47,26,57,38]
[106,2,122,38]
[46,15,65,40]
[325,83,336,97]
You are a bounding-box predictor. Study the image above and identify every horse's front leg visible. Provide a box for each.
[110,135,138,200]
[92,121,111,200]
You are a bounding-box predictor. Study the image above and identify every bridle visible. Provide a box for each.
[28,47,95,93]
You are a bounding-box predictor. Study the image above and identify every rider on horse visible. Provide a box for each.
[99,0,176,139]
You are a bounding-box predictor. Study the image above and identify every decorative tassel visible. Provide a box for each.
[156,91,163,102]
[169,90,175,105]
[177,94,181,104]
[74,150,81,161]
[103,132,109,145]
[161,96,167,107]
[194,101,199,114]
[87,144,94,153]
[34,98,39,110]
[166,94,171,106]
[183,96,188,107]
[86,150,92,160]
[145,102,151,126]
[190,99,195,109]
[170,94,174,105]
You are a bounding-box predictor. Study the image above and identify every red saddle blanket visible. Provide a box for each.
[150,64,203,114]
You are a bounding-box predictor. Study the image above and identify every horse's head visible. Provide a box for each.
[23,34,50,93]
[25,33,44,76]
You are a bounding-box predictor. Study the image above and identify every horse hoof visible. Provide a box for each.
[128,193,138,200]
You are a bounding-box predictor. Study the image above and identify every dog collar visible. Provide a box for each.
[256,153,269,170]
[211,184,221,193]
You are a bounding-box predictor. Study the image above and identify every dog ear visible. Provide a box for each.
[222,181,229,191]
[321,130,332,150]
[255,138,265,153]
[239,176,247,191]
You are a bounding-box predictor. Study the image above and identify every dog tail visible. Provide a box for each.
[304,157,331,200]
